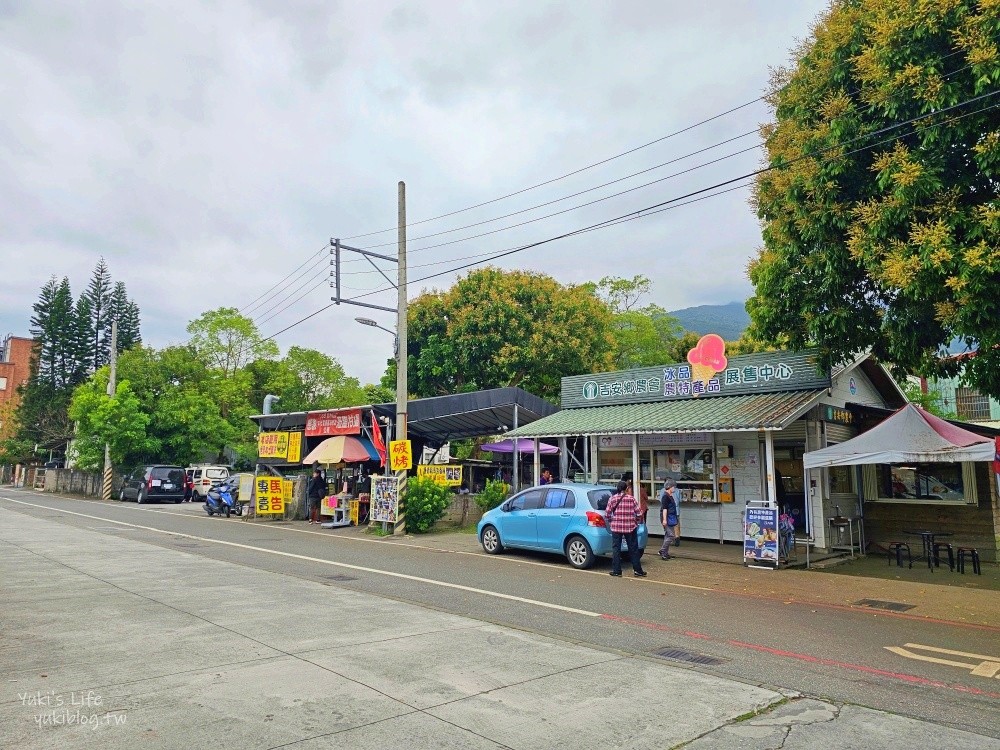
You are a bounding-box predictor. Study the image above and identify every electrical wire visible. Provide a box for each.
[253,85,997,341]
[239,245,327,314]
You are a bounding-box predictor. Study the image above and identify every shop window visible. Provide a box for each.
[598,450,631,483]
[873,462,976,504]
[955,387,991,421]
[657,447,715,502]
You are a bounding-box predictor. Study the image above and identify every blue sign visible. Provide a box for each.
[744,507,779,563]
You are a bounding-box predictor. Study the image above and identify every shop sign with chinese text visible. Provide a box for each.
[417,464,463,486]
[256,477,291,515]
[257,431,304,461]
[305,408,362,436]
[389,440,413,471]
[562,349,829,409]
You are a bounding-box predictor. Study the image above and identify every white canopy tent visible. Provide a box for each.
[803,404,995,469]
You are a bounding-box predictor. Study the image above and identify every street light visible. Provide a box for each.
[355,317,398,358]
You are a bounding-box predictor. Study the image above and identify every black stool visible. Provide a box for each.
[887,542,911,568]
[957,547,981,575]
[932,542,955,571]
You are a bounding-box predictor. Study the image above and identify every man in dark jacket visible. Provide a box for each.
[307,468,327,524]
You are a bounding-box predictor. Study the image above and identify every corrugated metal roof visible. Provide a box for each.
[506,389,826,438]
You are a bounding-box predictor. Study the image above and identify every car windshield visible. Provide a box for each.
[587,488,612,510]
[206,469,228,479]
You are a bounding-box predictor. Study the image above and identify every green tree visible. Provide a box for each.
[106,281,142,353]
[403,267,615,401]
[748,0,1000,393]
[84,258,112,371]
[187,307,279,379]
[586,275,684,368]
[68,379,155,471]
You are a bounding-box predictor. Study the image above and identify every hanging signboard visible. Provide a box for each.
[371,475,400,523]
[389,440,413,471]
[305,408,362,436]
[744,506,779,565]
[255,477,289,515]
[258,431,289,459]
[417,464,463,486]
[257,431,304,462]
[287,432,302,462]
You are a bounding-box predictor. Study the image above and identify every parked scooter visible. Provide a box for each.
[204,476,241,518]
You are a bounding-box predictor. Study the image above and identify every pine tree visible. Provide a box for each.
[72,295,94,385]
[51,278,76,389]
[29,277,59,387]
[85,258,111,370]
[118,299,142,351]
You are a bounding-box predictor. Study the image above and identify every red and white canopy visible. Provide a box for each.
[803,403,995,469]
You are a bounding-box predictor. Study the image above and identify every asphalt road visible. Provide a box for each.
[3,488,999,740]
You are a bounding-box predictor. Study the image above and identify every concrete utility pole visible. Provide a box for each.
[101,320,118,502]
[394,181,408,535]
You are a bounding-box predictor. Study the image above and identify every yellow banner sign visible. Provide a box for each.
[417,464,463,486]
[256,477,290,515]
[257,431,303,462]
[389,440,413,471]
[287,432,302,463]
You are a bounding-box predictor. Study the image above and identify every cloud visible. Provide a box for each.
[0,0,827,385]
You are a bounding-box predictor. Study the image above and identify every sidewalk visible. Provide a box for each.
[3,505,998,749]
[377,528,1000,629]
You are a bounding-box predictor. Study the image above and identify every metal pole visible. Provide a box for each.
[512,404,519,491]
[394,181,408,536]
[101,320,118,502]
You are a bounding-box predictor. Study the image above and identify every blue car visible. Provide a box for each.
[477,483,648,569]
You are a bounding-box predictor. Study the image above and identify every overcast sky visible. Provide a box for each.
[1,1,829,386]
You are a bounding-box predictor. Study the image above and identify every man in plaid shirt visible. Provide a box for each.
[605,479,647,577]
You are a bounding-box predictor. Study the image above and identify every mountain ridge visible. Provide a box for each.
[667,301,750,342]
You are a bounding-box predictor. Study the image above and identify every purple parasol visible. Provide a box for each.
[481,438,559,454]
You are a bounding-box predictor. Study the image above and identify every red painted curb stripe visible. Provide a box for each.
[601,614,1000,700]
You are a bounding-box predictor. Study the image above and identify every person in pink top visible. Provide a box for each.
[605,479,647,577]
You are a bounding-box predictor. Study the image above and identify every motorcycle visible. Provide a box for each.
[204,476,242,518]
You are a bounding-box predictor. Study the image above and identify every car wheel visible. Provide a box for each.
[565,535,595,569]
[136,489,144,504]
[480,525,503,554]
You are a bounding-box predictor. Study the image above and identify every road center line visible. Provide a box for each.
[1,497,601,618]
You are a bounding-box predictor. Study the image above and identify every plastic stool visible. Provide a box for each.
[932,542,955,571]
[957,547,981,575]
[887,542,911,568]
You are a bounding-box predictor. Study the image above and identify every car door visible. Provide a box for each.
[499,489,544,548]
[534,488,577,551]
[123,469,139,500]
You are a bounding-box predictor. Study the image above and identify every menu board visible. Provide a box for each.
[744,507,779,564]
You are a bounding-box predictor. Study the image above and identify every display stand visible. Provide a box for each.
[320,493,352,528]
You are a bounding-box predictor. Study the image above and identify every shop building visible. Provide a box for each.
[506,345,907,550]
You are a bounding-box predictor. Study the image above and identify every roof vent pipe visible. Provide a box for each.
[263,394,280,415]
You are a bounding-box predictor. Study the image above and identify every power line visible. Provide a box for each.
[255,87,998,343]
[239,245,327,314]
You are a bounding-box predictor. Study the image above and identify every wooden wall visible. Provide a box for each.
[863,464,999,563]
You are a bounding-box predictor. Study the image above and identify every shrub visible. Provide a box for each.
[475,479,510,512]
[403,476,452,533]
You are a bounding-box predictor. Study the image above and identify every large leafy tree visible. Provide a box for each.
[403,267,615,401]
[246,347,368,413]
[586,275,685,368]
[68,380,155,471]
[187,307,279,379]
[748,0,1000,393]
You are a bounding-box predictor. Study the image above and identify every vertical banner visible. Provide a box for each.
[744,506,779,564]
[371,475,400,523]
[239,473,255,507]
[389,440,413,471]
[287,432,302,463]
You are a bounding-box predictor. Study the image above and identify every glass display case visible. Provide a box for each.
[655,447,716,503]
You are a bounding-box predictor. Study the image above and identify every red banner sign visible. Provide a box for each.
[993,437,1000,475]
[305,408,362,436]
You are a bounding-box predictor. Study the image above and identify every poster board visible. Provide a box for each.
[744,506,779,565]
[417,464,462,486]
[371,475,400,523]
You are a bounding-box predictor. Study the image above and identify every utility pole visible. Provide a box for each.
[394,181,408,536]
[101,320,118,502]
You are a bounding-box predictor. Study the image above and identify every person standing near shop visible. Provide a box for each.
[605,479,647,577]
[307,468,327,525]
[659,479,679,560]
[622,470,650,522]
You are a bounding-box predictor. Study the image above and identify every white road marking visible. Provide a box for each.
[3,490,714,591]
[1,497,601,617]
[886,643,1000,679]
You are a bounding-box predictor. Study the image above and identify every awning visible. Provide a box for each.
[301,435,381,465]
[803,403,995,468]
[506,389,825,438]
